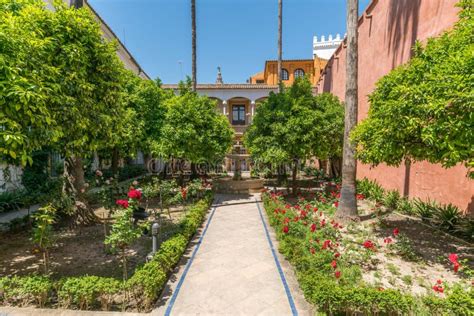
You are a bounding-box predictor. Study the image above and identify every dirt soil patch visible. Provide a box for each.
[0,201,187,279]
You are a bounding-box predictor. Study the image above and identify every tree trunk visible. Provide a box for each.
[122,247,127,281]
[190,162,198,180]
[63,156,98,225]
[144,153,152,173]
[277,0,283,92]
[337,0,359,220]
[191,0,197,92]
[292,159,298,196]
[111,147,119,176]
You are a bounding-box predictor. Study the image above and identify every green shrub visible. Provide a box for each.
[433,203,461,231]
[383,190,400,210]
[412,198,438,220]
[0,275,52,307]
[126,261,167,310]
[58,276,121,310]
[396,197,413,215]
[357,178,385,202]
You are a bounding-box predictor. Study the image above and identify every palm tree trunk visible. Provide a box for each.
[191,0,197,92]
[337,0,359,220]
[277,0,283,92]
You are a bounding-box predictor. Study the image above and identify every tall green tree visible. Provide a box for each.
[1,1,129,223]
[160,82,233,172]
[352,1,473,178]
[0,0,61,165]
[245,77,317,194]
[337,0,359,220]
[312,93,345,175]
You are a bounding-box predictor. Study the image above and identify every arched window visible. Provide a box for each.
[281,68,289,80]
[294,68,305,78]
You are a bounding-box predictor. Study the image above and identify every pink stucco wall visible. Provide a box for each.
[317,0,473,213]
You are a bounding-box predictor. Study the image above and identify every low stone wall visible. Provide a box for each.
[213,178,264,194]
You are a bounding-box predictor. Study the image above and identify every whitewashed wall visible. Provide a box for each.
[0,164,23,192]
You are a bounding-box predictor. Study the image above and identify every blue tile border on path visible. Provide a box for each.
[255,198,298,316]
[164,199,219,316]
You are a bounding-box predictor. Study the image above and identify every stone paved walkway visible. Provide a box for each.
[153,194,311,316]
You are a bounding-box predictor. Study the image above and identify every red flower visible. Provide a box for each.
[310,247,316,254]
[322,240,331,250]
[181,187,187,200]
[285,204,291,209]
[384,237,393,244]
[331,260,337,269]
[393,228,399,237]
[116,199,129,208]
[356,194,365,200]
[310,223,317,232]
[454,261,460,273]
[128,189,142,200]
[432,285,444,293]
[363,240,376,250]
[334,201,339,207]
[448,253,458,264]
[437,279,443,285]
[283,217,290,224]
[283,226,289,234]
[313,207,318,212]
[305,204,311,210]
[320,219,326,227]
[335,271,341,279]
[300,210,308,218]
[334,252,341,258]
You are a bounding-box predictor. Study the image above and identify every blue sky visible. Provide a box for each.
[89,0,371,83]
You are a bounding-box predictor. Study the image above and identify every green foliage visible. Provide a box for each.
[57,276,121,310]
[352,3,474,175]
[0,194,213,311]
[412,198,438,220]
[356,178,385,202]
[32,203,56,273]
[160,84,233,163]
[245,79,344,166]
[262,192,473,314]
[383,190,401,210]
[433,203,461,231]
[0,275,52,307]
[105,206,142,251]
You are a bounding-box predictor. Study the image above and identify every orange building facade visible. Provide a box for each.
[249,58,327,86]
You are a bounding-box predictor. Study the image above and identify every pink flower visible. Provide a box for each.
[335,271,341,279]
[393,228,399,237]
[127,189,142,200]
[116,199,129,208]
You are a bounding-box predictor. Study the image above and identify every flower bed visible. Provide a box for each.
[0,192,213,312]
[262,190,473,315]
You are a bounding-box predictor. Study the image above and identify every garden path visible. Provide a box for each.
[153,193,311,316]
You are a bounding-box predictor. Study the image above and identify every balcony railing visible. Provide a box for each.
[232,125,248,134]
